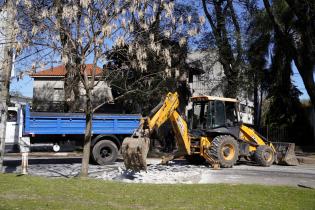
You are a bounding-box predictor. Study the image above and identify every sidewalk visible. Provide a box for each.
[296,155,315,164]
[295,146,315,164]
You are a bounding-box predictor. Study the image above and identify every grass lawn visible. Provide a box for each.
[0,173,314,210]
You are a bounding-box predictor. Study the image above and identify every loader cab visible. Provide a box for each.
[190,96,240,137]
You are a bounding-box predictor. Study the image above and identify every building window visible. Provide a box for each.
[53,88,64,101]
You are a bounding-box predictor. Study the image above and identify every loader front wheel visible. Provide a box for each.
[209,135,239,168]
[254,145,274,167]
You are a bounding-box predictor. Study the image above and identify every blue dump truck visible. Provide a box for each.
[5,105,141,165]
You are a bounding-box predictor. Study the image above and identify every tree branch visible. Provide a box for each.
[202,0,220,40]
[227,0,243,64]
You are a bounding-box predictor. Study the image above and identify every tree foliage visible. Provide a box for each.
[106,2,200,114]
[246,0,313,143]
[262,0,315,109]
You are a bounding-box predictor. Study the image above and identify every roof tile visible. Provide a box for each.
[30,64,103,77]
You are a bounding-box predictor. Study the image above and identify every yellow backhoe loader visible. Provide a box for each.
[122,92,298,171]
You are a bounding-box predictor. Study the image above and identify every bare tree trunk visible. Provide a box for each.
[292,24,315,109]
[80,88,93,177]
[54,0,81,112]
[258,85,263,128]
[0,1,15,171]
[253,73,259,129]
[64,66,80,112]
[299,69,315,109]
[0,48,13,171]
[202,0,241,98]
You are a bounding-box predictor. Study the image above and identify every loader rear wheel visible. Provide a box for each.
[92,140,118,165]
[209,135,239,168]
[254,145,274,167]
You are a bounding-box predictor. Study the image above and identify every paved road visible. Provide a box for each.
[3,154,315,187]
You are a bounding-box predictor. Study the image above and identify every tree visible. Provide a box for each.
[247,0,313,143]
[201,0,245,98]
[0,0,16,171]
[262,0,315,109]
[284,0,315,109]
[246,6,272,128]
[15,0,198,177]
[54,0,81,112]
[247,33,270,127]
[106,2,200,114]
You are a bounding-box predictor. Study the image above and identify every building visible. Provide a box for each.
[30,64,113,112]
[187,50,254,124]
[188,50,225,97]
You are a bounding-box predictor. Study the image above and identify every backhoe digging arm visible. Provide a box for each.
[122,92,191,171]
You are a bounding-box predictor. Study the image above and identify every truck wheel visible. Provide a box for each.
[92,140,118,165]
[254,145,274,167]
[209,135,239,168]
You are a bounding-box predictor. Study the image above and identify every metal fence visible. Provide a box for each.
[258,126,291,142]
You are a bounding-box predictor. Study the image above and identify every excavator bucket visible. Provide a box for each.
[273,142,299,166]
[121,137,150,172]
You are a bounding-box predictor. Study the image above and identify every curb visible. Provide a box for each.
[297,156,315,164]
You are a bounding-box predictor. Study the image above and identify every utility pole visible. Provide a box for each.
[0,0,15,172]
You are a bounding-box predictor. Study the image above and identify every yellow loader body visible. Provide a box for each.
[122,92,298,171]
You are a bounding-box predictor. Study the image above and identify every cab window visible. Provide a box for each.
[192,101,209,129]
[8,110,17,122]
[225,102,238,126]
[212,101,225,128]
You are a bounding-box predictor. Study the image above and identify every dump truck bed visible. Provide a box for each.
[23,105,141,135]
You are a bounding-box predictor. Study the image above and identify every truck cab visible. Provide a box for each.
[5,106,23,152]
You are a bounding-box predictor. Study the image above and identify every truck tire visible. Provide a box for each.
[92,140,118,165]
[254,145,274,167]
[209,135,239,168]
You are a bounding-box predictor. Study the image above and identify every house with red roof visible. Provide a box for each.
[30,64,113,112]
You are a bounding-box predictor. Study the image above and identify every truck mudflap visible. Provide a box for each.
[273,142,299,166]
[121,137,150,172]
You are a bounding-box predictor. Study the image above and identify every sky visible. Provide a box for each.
[292,66,311,100]
[10,75,33,97]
